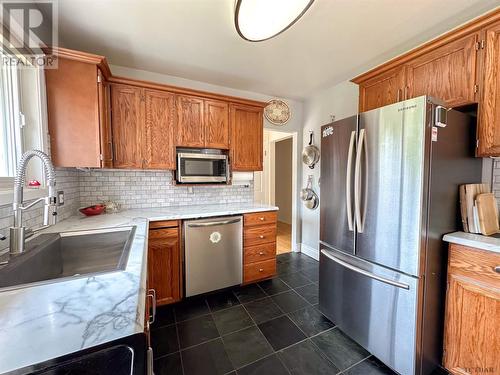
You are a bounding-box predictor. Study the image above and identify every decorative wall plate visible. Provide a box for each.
[264,99,291,126]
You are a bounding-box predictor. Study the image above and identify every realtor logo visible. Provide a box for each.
[1,0,58,67]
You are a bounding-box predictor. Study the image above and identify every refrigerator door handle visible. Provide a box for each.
[345,130,356,231]
[354,129,367,233]
[321,249,410,290]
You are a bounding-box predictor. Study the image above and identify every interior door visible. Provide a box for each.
[355,96,427,276]
[319,117,357,254]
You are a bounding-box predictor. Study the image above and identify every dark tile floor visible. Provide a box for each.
[150,252,447,375]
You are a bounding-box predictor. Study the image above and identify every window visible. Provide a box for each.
[0,64,22,179]
[0,49,48,198]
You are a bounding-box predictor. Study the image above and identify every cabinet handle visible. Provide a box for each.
[259,217,265,221]
[259,251,264,255]
[259,235,264,239]
[148,289,156,324]
[494,266,500,274]
[404,86,409,100]
[259,268,264,272]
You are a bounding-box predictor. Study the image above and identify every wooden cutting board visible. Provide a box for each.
[476,193,499,236]
[459,183,490,233]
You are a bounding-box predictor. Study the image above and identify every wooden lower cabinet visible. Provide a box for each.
[243,211,278,284]
[147,221,182,306]
[443,244,500,374]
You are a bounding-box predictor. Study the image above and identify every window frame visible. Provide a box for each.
[0,57,49,204]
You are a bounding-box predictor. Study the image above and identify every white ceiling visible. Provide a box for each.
[56,0,499,100]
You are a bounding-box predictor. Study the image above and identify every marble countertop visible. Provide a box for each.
[443,231,500,254]
[0,202,278,374]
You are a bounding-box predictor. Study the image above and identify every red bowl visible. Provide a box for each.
[79,204,105,216]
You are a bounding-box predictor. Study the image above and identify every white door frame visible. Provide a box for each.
[267,130,299,252]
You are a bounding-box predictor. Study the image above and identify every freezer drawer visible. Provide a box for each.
[184,216,243,297]
[319,247,419,375]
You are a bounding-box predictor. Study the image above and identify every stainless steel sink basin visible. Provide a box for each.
[0,226,135,290]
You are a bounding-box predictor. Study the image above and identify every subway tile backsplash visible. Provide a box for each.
[0,169,80,252]
[0,168,253,252]
[78,169,253,209]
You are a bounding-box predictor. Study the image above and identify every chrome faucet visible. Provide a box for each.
[9,150,62,256]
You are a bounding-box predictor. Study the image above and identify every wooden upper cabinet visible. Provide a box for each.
[98,76,113,168]
[176,95,205,148]
[358,66,405,112]
[110,84,143,168]
[405,33,479,107]
[204,100,229,149]
[230,104,263,171]
[148,225,182,306]
[46,55,111,167]
[144,89,176,169]
[477,20,500,156]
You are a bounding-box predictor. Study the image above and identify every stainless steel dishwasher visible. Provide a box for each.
[184,216,242,297]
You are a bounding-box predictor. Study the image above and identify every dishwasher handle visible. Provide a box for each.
[187,217,242,228]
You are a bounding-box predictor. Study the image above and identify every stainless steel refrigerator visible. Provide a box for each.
[319,96,482,375]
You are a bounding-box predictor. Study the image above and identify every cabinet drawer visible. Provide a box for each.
[244,211,278,227]
[244,242,276,264]
[449,244,500,285]
[149,220,179,229]
[244,225,277,247]
[244,259,276,283]
[149,227,179,240]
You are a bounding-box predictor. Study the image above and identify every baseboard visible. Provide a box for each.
[300,243,319,261]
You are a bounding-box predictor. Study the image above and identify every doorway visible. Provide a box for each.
[254,129,298,254]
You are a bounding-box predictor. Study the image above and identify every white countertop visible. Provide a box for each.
[443,231,500,254]
[0,202,278,374]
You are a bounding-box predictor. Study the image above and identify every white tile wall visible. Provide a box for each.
[78,170,253,209]
[0,168,80,252]
[0,168,253,253]
[492,161,500,201]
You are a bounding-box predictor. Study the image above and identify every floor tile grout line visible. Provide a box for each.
[339,354,373,373]
[307,326,355,374]
[174,320,186,375]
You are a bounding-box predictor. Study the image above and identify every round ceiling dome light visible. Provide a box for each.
[234,0,314,42]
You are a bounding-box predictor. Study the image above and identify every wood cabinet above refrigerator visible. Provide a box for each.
[352,9,500,157]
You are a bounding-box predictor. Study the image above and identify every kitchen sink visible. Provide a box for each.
[0,227,135,291]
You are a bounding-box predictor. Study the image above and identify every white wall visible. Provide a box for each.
[300,80,359,260]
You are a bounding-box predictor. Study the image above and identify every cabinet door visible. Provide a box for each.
[98,73,113,168]
[358,66,406,112]
[230,104,263,171]
[477,21,500,157]
[406,33,478,107]
[205,100,229,149]
[443,274,500,374]
[110,85,144,168]
[148,227,181,305]
[144,89,176,169]
[176,95,205,147]
[45,58,102,167]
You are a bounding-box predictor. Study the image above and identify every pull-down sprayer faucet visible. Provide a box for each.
[9,150,63,256]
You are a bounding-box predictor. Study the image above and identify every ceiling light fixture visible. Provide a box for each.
[234,0,314,42]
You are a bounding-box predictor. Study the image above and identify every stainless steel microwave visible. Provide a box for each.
[176,149,229,184]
